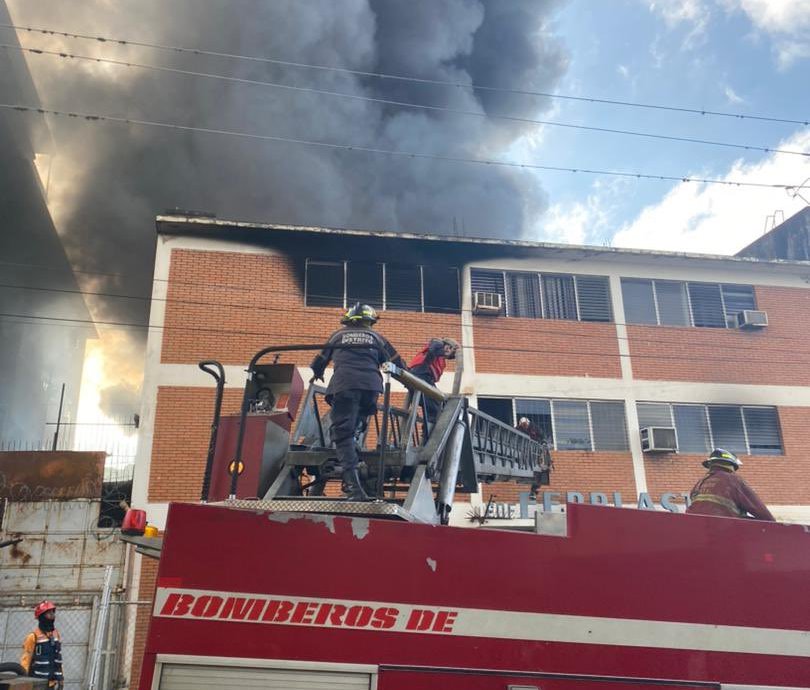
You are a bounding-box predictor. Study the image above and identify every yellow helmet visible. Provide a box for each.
[341,302,378,325]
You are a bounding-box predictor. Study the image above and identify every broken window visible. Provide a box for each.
[305,260,344,307]
[423,265,460,314]
[346,261,383,310]
[385,264,422,312]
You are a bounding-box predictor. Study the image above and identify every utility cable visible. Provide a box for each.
[3,310,810,367]
[5,280,810,357]
[4,42,807,158]
[2,21,808,127]
[0,103,799,190]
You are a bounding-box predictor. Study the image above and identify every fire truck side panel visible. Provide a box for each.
[138,503,810,689]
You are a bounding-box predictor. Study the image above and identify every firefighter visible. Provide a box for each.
[20,600,64,689]
[516,416,540,441]
[407,337,459,422]
[686,448,775,521]
[310,303,407,501]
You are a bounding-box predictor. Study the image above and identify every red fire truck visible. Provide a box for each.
[134,349,810,689]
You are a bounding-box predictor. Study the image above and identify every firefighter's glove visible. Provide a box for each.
[310,355,328,382]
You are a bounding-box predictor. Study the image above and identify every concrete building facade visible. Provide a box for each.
[127,214,810,687]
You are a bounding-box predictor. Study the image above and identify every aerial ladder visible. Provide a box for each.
[213,343,552,526]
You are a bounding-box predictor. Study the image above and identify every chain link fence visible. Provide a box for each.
[0,586,149,689]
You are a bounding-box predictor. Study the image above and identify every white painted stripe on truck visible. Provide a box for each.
[153,587,810,658]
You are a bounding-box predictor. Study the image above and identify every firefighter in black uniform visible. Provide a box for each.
[310,303,407,501]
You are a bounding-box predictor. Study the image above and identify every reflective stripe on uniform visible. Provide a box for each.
[691,493,743,516]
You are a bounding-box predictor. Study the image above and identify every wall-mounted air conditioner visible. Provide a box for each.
[473,291,503,315]
[640,426,677,453]
[734,309,768,329]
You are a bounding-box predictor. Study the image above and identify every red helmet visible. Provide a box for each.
[34,601,56,618]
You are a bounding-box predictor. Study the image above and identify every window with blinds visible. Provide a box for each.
[636,402,782,455]
[480,396,630,451]
[471,268,612,322]
[622,278,756,329]
[347,261,383,310]
[507,272,542,318]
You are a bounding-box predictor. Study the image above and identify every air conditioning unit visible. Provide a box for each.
[734,309,768,329]
[640,426,677,453]
[473,291,503,315]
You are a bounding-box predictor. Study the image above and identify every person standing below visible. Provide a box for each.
[407,337,459,422]
[20,600,64,689]
[686,448,775,521]
[310,303,407,501]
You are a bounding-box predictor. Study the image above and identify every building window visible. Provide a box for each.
[305,259,459,313]
[347,261,383,310]
[477,396,629,451]
[423,265,461,314]
[471,269,612,322]
[621,278,756,329]
[305,260,345,308]
[636,402,782,455]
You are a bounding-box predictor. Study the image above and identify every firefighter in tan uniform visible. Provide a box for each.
[686,448,775,521]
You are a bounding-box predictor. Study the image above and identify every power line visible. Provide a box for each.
[3,21,808,127]
[5,260,810,350]
[5,41,808,159]
[0,103,799,190]
[4,310,810,367]
[3,280,810,360]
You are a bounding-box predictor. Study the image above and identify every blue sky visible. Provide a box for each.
[528,0,810,253]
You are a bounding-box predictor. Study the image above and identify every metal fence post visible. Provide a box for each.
[87,566,114,690]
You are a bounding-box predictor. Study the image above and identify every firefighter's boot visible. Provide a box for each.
[342,469,370,501]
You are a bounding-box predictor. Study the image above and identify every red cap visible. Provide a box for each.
[34,601,56,618]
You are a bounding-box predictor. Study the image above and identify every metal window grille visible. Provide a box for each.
[541,274,577,320]
[506,272,542,318]
[687,283,726,328]
[575,275,612,322]
[742,406,783,455]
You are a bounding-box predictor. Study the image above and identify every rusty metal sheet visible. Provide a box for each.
[0,451,105,500]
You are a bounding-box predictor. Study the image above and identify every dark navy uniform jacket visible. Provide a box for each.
[310,325,405,395]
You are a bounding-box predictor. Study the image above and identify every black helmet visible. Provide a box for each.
[703,448,742,470]
[341,302,378,325]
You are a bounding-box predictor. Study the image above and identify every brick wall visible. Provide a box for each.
[149,386,412,503]
[161,249,461,366]
[629,286,810,386]
[473,316,621,377]
[482,451,637,504]
[645,406,810,505]
[129,556,158,690]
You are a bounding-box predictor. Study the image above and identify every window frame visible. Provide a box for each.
[305,259,460,314]
[487,396,630,452]
[622,277,757,330]
[636,401,783,456]
[470,268,612,323]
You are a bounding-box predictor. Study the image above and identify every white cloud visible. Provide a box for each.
[611,129,810,255]
[719,0,810,66]
[617,64,631,79]
[646,0,711,46]
[723,85,745,104]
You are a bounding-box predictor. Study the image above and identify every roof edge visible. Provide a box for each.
[155,214,810,270]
